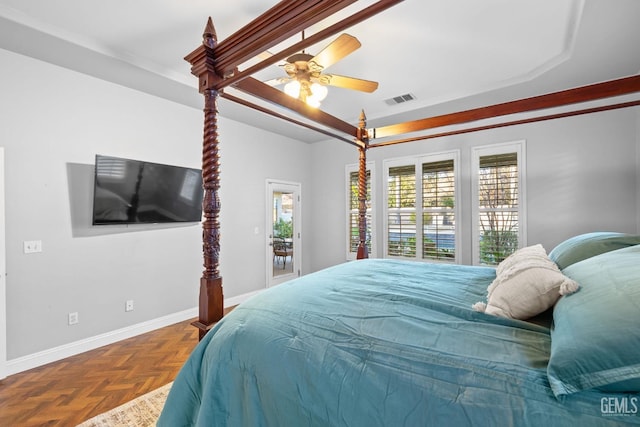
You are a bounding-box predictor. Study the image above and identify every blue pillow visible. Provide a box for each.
[547,245,640,396]
[548,232,640,270]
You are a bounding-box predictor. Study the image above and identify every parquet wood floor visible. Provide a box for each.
[0,313,228,426]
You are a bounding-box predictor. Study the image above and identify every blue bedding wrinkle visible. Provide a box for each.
[159,259,639,426]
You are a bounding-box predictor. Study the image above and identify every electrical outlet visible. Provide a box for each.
[23,240,43,254]
[68,312,79,325]
[125,300,134,312]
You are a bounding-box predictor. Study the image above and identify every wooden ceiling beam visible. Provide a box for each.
[370,100,640,148]
[215,0,319,61]
[215,0,356,76]
[234,77,359,138]
[372,75,640,139]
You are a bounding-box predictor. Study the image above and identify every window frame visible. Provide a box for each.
[383,150,460,263]
[471,140,527,266]
[345,161,376,260]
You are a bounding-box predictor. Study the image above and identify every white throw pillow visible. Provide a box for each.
[495,244,547,276]
[472,245,579,319]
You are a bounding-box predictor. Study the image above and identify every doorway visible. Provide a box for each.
[266,180,301,287]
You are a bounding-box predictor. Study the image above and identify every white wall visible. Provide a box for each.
[309,107,640,270]
[0,48,311,363]
[309,139,358,271]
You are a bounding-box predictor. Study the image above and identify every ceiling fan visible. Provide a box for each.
[266,33,379,107]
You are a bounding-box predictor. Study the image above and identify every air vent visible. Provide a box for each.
[384,93,416,106]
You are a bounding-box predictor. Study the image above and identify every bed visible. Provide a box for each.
[159,232,640,426]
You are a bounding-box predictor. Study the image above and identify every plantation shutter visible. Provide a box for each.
[477,152,519,265]
[387,165,416,257]
[422,159,455,261]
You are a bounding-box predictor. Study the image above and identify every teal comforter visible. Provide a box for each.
[158,259,638,426]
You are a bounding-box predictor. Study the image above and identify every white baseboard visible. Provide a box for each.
[5,289,263,377]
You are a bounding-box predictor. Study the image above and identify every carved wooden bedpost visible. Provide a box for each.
[185,18,224,340]
[356,110,369,260]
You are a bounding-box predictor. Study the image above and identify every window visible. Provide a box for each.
[422,160,456,261]
[387,164,416,257]
[380,144,525,265]
[472,142,526,265]
[346,163,375,259]
[384,151,459,262]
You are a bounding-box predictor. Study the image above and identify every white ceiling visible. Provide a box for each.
[1,0,638,142]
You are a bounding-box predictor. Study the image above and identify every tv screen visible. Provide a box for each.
[92,154,203,225]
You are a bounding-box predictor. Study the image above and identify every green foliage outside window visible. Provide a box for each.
[274,218,293,238]
[479,230,518,265]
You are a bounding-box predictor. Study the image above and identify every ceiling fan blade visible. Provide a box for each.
[323,74,379,93]
[310,33,361,70]
[256,51,274,61]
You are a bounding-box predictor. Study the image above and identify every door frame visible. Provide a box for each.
[1,148,6,379]
[265,180,301,287]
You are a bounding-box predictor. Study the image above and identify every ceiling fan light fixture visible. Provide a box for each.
[284,79,327,107]
[284,80,301,98]
[310,83,328,101]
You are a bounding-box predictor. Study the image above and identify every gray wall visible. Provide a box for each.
[308,107,640,271]
[1,48,311,360]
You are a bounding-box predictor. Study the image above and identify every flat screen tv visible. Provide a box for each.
[92,154,203,225]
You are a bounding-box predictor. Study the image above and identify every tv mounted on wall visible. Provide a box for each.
[92,154,203,225]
